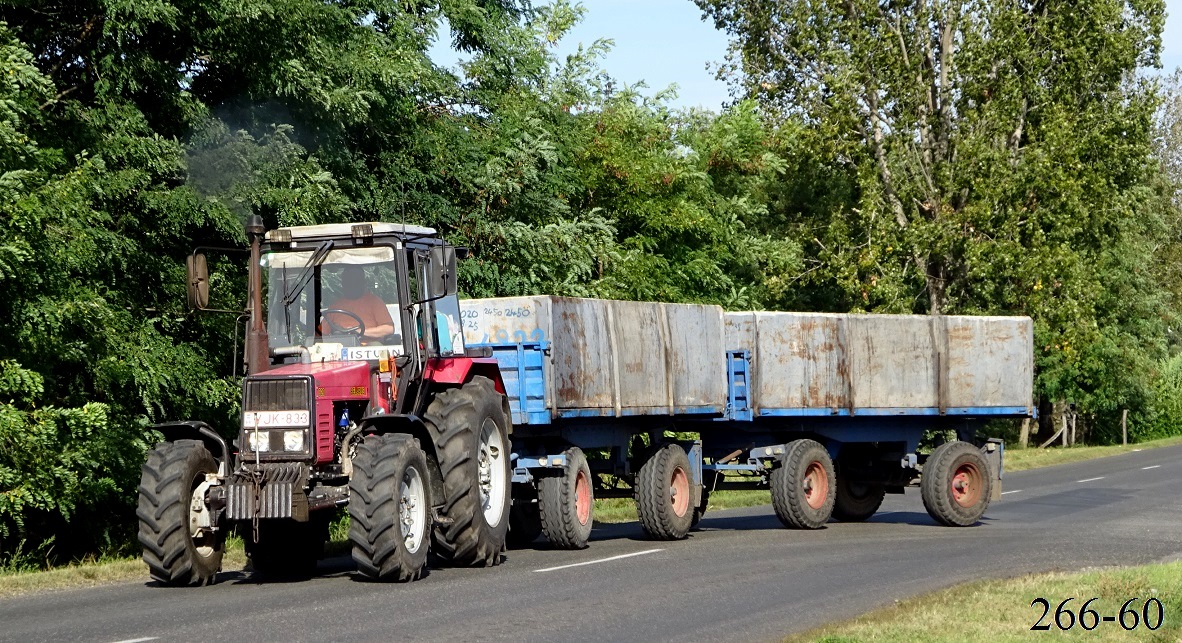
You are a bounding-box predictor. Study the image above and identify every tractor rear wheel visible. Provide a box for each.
[424,376,511,566]
[635,443,695,540]
[538,447,594,549]
[137,440,224,586]
[770,439,836,529]
[349,433,432,581]
[921,441,992,526]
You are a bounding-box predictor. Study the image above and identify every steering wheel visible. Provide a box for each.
[321,309,367,337]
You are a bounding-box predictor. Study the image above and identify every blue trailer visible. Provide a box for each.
[460,296,1033,548]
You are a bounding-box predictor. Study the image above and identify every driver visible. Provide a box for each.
[322,265,395,344]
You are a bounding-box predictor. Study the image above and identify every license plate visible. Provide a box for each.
[341,345,401,361]
[243,410,310,428]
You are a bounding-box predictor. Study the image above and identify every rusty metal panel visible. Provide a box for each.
[942,316,1033,409]
[663,303,727,411]
[728,312,1033,413]
[728,312,850,411]
[462,296,727,416]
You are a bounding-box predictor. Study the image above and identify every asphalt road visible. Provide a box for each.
[2,445,1180,643]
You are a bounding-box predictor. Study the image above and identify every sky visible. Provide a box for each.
[434,0,1182,112]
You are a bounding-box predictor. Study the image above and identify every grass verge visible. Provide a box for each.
[787,560,1182,642]
[0,538,248,599]
[1003,435,1182,472]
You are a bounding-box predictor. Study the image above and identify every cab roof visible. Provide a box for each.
[265,222,437,241]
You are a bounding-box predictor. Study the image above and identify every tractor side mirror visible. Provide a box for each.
[186,253,210,310]
[426,246,457,299]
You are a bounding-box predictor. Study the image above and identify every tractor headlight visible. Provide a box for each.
[283,430,305,452]
[247,431,270,452]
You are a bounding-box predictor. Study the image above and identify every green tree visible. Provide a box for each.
[697,0,1174,431]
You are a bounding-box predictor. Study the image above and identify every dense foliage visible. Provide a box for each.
[0,0,1178,562]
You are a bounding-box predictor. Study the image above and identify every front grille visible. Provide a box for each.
[226,463,309,520]
[244,377,310,411]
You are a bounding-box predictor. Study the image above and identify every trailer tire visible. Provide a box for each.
[832,475,885,522]
[349,433,432,581]
[921,440,992,526]
[770,439,836,529]
[246,515,329,578]
[425,376,511,566]
[538,447,594,549]
[635,443,695,540]
[137,440,224,586]
[507,483,543,547]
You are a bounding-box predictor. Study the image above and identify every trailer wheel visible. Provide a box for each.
[921,440,992,526]
[246,515,329,578]
[770,439,836,529]
[832,474,885,522]
[349,433,432,581]
[635,443,695,540]
[507,483,543,547]
[425,376,511,566]
[137,440,224,586]
[538,447,594,549]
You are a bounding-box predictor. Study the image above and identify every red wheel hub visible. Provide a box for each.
[575,469,592,526]
[950,462,983,508]
[803,461,829,510]
[670,467,690,517]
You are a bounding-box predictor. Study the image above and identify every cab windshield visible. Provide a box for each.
[264,246,403,351]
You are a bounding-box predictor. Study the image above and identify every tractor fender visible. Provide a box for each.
[423,357,505,393]
[151,420,230,477]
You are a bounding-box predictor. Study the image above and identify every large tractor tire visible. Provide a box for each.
[832,473,886,522]
[635,443,695,540]
[349,433,432,581]
[424,376,511,566]
[137,440,224,586]
[538,447,594,549]
[507,483,543,548]
[770,439,836,529]
[921,440,992,526]
[246,514,330,578]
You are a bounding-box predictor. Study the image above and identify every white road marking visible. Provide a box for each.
[108,638,158,643]
[1076,477,1104,483]
[1001,490,1022,495]
[1142,465,1161,470]
[532,549,663,573]
[1132,449,1143,452]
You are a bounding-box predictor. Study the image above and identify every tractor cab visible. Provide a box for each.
[260,222,465,367]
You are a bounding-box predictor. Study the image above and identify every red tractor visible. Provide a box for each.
[138,216,512,584]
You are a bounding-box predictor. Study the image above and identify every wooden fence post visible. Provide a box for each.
[1121,409,1128,446]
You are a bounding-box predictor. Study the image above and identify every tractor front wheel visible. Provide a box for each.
[349,433,432,581]
[137,440,224,586]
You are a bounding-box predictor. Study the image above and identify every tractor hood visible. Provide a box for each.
[264,359,373,399]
